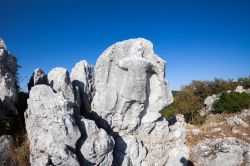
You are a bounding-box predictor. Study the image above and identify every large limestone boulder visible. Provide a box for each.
[25,84,115,165]
[92,38,173,133]
[190,137,250,166]
[92,38,188,165]
[48,67,75,103]
[71,60,95,113]
[25,85,81,166]
[0,38,17,113]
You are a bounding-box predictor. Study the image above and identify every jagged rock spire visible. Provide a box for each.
[0,37,7,50]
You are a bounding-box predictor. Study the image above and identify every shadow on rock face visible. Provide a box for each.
[16,92,29,129]
[180,157,192,166]
[112,136,127,166]
[73,110,99,166]
[72,80,92,116]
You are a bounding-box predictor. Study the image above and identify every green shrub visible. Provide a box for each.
[189,78,238,101]
[213,91,250,113]
[162,87,205,125]
[238,76,250,89]
[162,76,249,125]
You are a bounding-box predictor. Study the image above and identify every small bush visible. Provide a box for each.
[213,91,250,113]
[162,76,249,125]
[162,87,205,125]
[238,76,250,89]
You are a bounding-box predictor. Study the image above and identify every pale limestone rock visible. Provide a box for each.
[211,128,221,133]
[114,136,147,166]
[199,94,219,116]
[79,117,114,166]
[92,38,173,133]
[0,38,17,113]
[70,60,95,113]
[227,115,248,127]
[235,85,250,94]
[48,67,75,103]
[91,38,188,165]
[191,137,250,166]
[25,85,80,166]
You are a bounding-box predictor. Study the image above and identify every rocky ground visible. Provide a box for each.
[187,109,250,166]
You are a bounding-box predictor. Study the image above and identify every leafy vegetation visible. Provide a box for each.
[162,86,205,125]
[238,76,250,89]
[162,76,250,125]
[213,91,250,113]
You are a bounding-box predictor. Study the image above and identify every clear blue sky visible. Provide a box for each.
[0,0,249,91]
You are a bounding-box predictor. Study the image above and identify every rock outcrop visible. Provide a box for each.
[0,38,18,113]
[48,67,75,103]
[71,60,95,113]
[235,85,250,94]
[199,94,219,116]
[79,117,114,165]
[25,85,81,165]
[27,68,48,91]
[25,81,114,165]
[25,38,190,166]
[92,38,173,133]
[92,38,187,165]
[190,137,250,166]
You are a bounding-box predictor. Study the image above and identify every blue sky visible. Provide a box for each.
[0,0,249,91]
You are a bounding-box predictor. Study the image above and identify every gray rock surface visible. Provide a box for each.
[235,85,250,94]
[199,94,219,116]
[71,60,95,113]
[241,109,250,117]
[0,135,15,166]
[48,67,75,103]
[227,115,248,127]
[79,117,114,166]
[24,38,190,166]
[0,38,17,113]
[25,85,81,166]
[190,137,250,166]
[28,68,49,91]
[92,38,187,165]
[25,84,114,166]
[92,38,173,133]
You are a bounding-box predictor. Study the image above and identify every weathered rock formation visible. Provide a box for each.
[0,38,18,114]
[25,69,113,166]
[25,85,81,165]
[27,68,48,91]
[91,38,188,165]
[235,85,250,94]
[190,137,250,166]
[199,94,219,116]
[79,117,114,165]
[92,38,173,133]
[48,67,75,103]
[71,60,95,113]
[25,38,190,166]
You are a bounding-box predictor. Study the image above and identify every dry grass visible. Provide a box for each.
[9,134,30,166]
[187,112,250,147]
